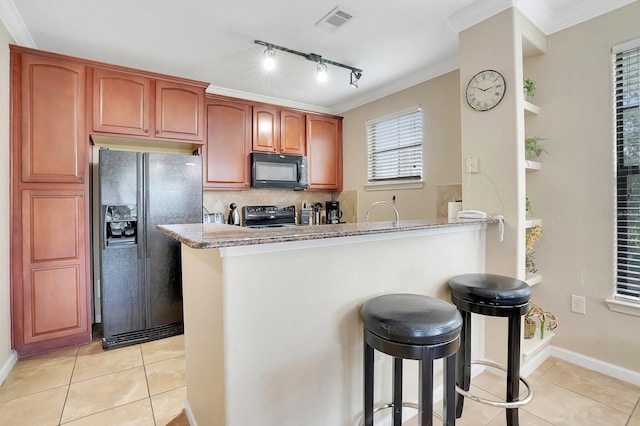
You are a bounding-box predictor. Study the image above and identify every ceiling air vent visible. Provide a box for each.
[315,7,355,32]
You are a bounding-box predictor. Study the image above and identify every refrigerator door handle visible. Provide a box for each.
[103,206,108,250]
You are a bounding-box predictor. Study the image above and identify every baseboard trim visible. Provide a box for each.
[550,346,640,387]
[0,350,18,386]
[184,398,197,426]
[521,344,553,377]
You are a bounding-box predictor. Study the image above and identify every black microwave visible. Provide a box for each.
[251,152,308,190]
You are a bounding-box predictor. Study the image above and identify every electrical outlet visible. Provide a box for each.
[466,156,479,173]
[571,294,586,314]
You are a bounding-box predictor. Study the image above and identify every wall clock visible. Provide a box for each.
[465,70,506,111]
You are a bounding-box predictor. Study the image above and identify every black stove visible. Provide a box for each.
[242,205,297,228]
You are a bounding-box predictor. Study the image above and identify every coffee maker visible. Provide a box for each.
[325,201,343,224]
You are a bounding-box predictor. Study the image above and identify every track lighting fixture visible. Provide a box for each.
[350,71,361,88]
[317,61,328,83]
[254,40,363,87]
[263,46,276,71]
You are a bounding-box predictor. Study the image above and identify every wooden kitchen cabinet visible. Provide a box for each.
[252,106,306,155]
[204,96,251,189]
[306,114,343,190]
[21,54,87,183]
[155,79,205,141]
[252,105,279,152]
[92,68,152,137]
[92,68,206,142]
[280,109,306,155]
[10,46,92,356]
[19,189,89,346]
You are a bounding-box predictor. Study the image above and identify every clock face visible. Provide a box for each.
[466,70,506,111]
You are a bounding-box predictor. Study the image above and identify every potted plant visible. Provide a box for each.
[525,135,547,160]
[524,302,558,339]
[523,78,536,99]
[525,224,543,274]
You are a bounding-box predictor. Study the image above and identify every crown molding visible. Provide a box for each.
[447,0,514,34]
[205,86,334,115]
[0,0,35,46]
[333,55,459,115]
[447,0,637,36]
[544,0,638,34]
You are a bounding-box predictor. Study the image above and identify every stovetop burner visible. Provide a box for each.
[242,205,296,228]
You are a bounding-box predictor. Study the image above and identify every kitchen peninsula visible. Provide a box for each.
[159,219,490,426]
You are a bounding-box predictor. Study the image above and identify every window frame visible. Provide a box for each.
[607,37,640,316]
[364,107,424,191]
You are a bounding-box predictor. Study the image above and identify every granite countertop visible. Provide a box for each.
[158,218,494,249]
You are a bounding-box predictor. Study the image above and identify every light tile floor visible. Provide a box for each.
[0,334,186,426]
[1,339,639,426]
[407,357,640,426]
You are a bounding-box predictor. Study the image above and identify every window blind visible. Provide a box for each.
[615,41,640,302]
[366,108,423,182]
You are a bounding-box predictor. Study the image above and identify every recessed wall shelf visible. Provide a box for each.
[525,218,542,228]
[522,331,554,363]
[524,100,540,116]
[525,273,542,286]
[525,160,541,172]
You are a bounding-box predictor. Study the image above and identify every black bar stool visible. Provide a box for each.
[448,273,533,426]
[361,294,463,426]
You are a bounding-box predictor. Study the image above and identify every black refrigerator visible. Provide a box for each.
[99,149,202,349]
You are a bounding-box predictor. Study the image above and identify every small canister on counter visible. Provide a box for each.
[301,201,313,225]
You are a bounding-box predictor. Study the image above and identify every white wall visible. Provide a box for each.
[342,71,462,221]
[342,3,640,374]
[0,23,15,381]
[524,1,640,372]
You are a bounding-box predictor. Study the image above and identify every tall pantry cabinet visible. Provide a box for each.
[10,47,92,355]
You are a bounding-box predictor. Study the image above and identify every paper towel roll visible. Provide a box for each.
[448,201,462,219]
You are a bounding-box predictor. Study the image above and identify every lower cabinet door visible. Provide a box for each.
[15,188,91,354]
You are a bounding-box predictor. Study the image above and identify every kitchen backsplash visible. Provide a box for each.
[203,189,357,224]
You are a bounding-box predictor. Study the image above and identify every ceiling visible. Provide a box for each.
[0,0,635,114]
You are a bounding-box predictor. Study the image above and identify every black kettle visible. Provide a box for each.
[228,203,240,226]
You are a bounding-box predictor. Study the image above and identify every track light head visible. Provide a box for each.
[350,71,362,88]
[317,61,328,83]
[263,46,276,71]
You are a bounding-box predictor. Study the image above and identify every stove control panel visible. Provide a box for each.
[243,205,296,219]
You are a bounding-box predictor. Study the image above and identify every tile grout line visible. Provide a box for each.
[58,347,80,426]
[539,374,638,418]
[140,344,158,426]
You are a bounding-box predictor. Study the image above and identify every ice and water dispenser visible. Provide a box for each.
[104,205,137,246]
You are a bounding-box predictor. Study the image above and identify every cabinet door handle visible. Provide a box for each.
[144,129,149,134]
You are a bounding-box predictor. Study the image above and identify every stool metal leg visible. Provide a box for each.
[393,357,403,426]
[443,351,456,426]
[364,332,375,426]
[506,314,522,426]
[419,346,434,426]
[456,310,471,418]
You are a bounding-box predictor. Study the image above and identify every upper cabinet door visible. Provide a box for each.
[155,80,204,141]
[252,106,279,152]
[21,55,86,183]
[204,97,251,189]
[280,110,306,155]
[306,114,343,190]
[92,68,151,136]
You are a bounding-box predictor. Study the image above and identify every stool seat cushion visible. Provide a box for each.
[448,273,531,307]
[361,294,462,345]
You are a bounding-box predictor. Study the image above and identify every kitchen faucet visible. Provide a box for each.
[364,201,400,226]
